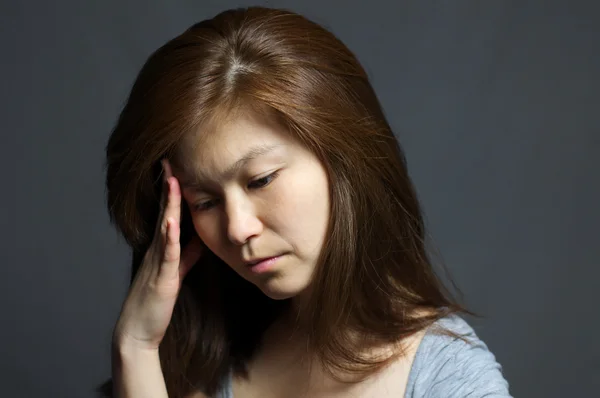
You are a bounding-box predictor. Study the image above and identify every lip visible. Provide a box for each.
[245,255,284,274]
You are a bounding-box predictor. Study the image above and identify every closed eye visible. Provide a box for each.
[192,198,219,212]
[248,171,279,189]
[191,171,279,212]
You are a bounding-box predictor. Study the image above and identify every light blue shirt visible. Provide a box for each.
[216,315,511,397]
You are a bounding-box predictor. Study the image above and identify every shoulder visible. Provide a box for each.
[405,314,512,398]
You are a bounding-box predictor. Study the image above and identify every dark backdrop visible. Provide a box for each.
[2,1,598,397]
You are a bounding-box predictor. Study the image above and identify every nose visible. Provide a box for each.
[225,196,263,246]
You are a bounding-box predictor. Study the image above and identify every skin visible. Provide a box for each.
[173,109,331,302]
[112,160,204,398]
[112,109,426,398]
[173,110,427,398]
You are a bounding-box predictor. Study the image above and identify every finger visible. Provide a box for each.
[162,158,174,179]
[160,166,182,238]
[152,159,171,240]
[179,235,204,279]
[159,216,181,280]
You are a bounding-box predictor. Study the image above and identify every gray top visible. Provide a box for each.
[216,315,511,397]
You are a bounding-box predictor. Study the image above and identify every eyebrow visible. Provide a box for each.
[180,144,281,191]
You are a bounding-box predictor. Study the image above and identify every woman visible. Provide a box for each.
[101,6,511,398]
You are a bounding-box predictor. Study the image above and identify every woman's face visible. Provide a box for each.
[174,110,330,300]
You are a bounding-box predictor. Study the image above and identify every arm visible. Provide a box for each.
[112,345,168,398]
[110,160,203,398]
[109,344,210,398]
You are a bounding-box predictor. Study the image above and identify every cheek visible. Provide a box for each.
[272,169,330,247]
[190,214,223,253]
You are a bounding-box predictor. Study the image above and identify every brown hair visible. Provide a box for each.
[100,6,471,397]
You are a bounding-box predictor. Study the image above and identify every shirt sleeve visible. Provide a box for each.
[407,316,512,398]
[427,336,511,397]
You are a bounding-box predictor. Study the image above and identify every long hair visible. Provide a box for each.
[100,6,470,397]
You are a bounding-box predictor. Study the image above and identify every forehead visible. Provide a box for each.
[172,109,293,177]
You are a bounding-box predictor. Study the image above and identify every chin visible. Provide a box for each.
[260,290,295,300]
[255,278,310,301]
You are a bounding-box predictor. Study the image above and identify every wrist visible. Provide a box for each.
[113,338,160,359]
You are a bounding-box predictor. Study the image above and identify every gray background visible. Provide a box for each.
[2,1,598,397]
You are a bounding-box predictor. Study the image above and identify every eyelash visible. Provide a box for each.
[248,171,279,189]
[193,171,280,212]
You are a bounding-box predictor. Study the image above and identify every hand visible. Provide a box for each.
[113,159,203,352]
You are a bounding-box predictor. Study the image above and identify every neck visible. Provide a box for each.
[286,285,316,331]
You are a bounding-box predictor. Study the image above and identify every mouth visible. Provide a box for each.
[245,256,278,266]
[244,254,286,273]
